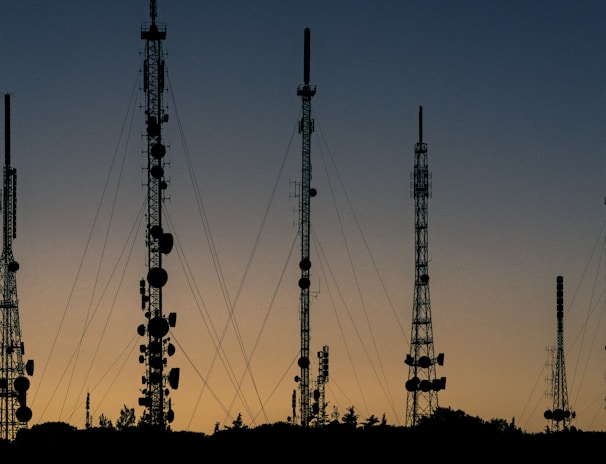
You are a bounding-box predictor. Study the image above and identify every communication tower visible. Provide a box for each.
[314,345,329,424]
[293,27,317,427]
[85,391,91,429]
[0,93,34,441]
[405,106,445,426]
[544,275,575,431]
[136,0,180,429]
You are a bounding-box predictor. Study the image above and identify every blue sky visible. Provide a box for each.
[1,1,605,433]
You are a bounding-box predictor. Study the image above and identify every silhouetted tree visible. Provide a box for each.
[418,406,482,430]
[380,413,387,426]
[330,405,340,424]
[98,413,114,429]
[363,414,380,428]
[116,404,136,430]
[417,406,526,440]
[14,421,77,449]
[29,421,76,434]
[227,412,246,430]
[5,415,606,460]
[486,416,523,435]
[342,406,358,428]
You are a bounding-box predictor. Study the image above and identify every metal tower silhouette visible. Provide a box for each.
[314,345,329,424]
[85,392,91,429]
[544,275,575,431]
[294,27,317,427]
[405,106,445,426]
[136,0,180,429]
[0,93,33,441]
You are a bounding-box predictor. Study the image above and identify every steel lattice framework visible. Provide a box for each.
[294,27,317,427]
[0,94,33,441]
[136,0,179,429]
[405,106,445,426]
[315,345,329,424]
[544,275,575,431]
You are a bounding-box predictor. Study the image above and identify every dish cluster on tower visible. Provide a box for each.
[544,275,575,431]
[0,94,34,441]
[404,106,446,426]
[135,0,180,429]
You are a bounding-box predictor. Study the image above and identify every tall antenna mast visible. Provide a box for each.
[0,93,34,441]
[405,106,445,426]
[544,275,575,431]
[137,0,180,429]
[294,27,317,427]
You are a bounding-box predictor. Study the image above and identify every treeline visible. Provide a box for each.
[2,407,603,461]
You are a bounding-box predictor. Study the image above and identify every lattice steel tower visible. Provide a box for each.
[544,275,575,431]
[314,345,329,424]
[136,0,180,429]
[293,27,317,427]
[405,106,445,426]
[0,94,33,441]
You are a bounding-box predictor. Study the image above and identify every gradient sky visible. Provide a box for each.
[1,0,605,434]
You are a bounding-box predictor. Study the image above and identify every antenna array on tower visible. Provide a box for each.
[0,93,34,441]
[404,106,446,426]
[292,27,324,427]
[135,0,180,429]
[544,275,575,431]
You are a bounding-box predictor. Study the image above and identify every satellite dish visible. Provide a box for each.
[16,407,32,422]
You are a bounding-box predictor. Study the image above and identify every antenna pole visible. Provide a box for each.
[295,27,317,427]
[137,0,179,429]
[0,93,34,441]
[4,95,9,166]
[85,392,91,429]
[418,106,423,144]
[544,276,575,430]
[405,106,445,425]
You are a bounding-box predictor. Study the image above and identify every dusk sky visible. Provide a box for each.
[2,1,605,434]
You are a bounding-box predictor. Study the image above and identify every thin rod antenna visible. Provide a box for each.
[150,0,157,23]
[418,105,423,144]
[304,28,311,85]
[4,94,9,166]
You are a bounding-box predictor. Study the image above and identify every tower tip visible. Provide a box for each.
[150,0,158,22]
[418,106,423,143]
[303,28,311,84]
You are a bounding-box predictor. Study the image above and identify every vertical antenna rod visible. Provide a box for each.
[405,106,445,426]
[544,275,575,431]
[4,95,10,166]
[418,106,423,144]
[295,27,317,427]
[303,28,311,85]
[0,93,34,441]
[137,0,180,429]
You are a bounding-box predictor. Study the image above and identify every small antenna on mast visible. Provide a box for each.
[5,94,10,166]
[419,105,423,144]
[304,28,311,85]
[150,0,157,23]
